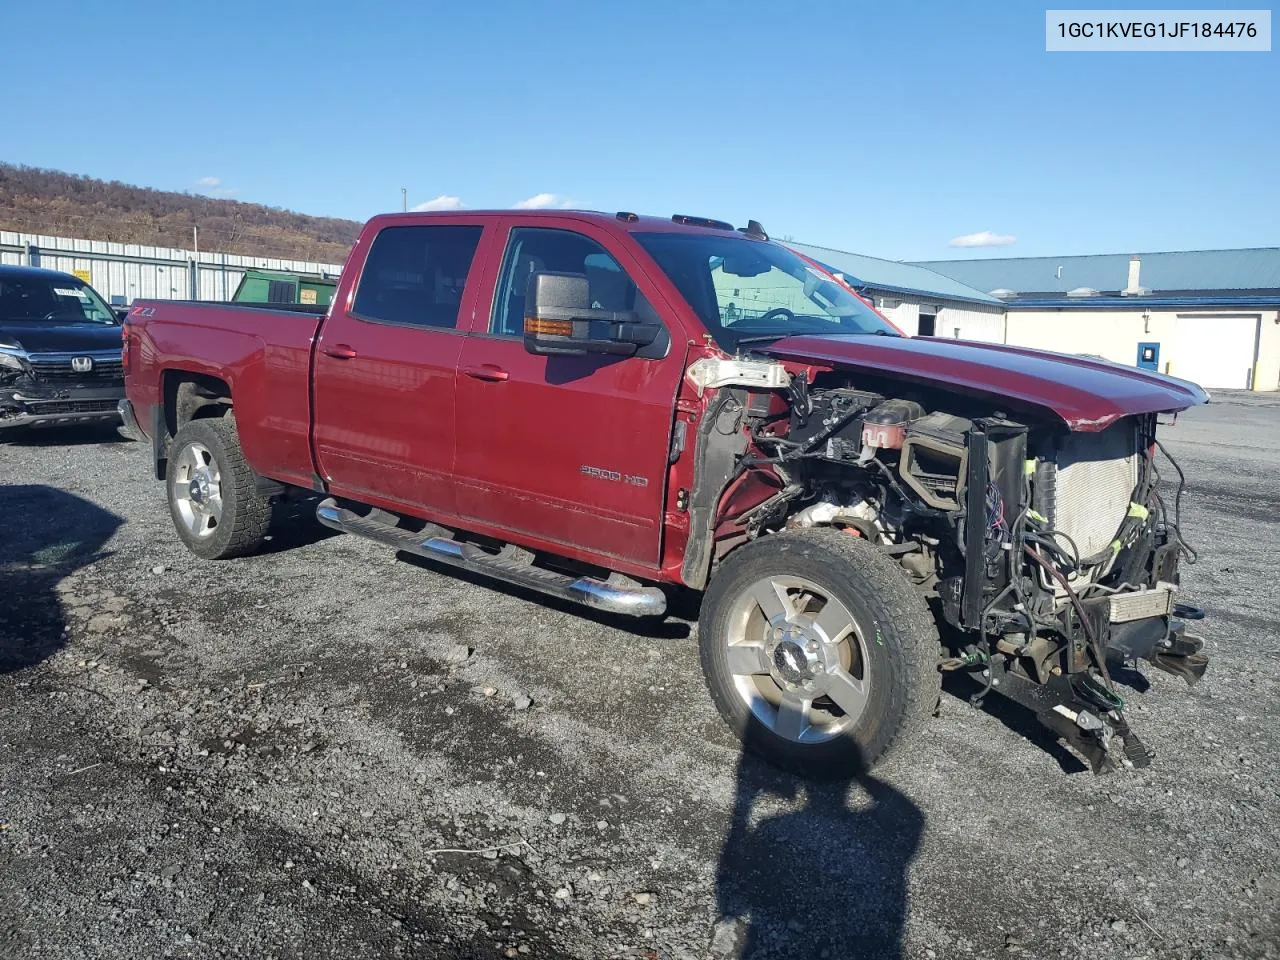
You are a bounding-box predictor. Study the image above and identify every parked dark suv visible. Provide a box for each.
[0,265,125,432]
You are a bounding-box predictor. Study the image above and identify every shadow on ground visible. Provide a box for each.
[3,423,131,447]
[257,493,342,555]
[940,672,1088,774]
[0,484,123,672]
[714,732,923,959]
[397,552,693,641]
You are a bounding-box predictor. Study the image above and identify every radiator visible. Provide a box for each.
[1041,421,1139,561]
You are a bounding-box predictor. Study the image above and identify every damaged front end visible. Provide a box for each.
[0,347,125,430]
[696,352,1209,774]
[932,414,1207,772]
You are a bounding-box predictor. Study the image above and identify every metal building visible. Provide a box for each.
[915,249,1280,391]
[0,231,343,306]
[787,242,1007,341]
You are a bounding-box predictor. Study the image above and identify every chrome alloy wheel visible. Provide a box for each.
[724,574,871,744]
[170,440,223,539]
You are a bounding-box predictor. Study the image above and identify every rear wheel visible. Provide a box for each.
[166,415,272,559]
[699,529,940,777]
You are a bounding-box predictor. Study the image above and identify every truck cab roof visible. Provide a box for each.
[365,209,757,239]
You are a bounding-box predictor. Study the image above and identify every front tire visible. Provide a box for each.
[699,529,941,778]
[166,415,272,560]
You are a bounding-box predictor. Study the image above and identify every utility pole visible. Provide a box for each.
[401,187,407,212]
[193,225,199,255]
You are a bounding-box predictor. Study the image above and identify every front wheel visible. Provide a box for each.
[699,529,941,778]
[166,415,272,560]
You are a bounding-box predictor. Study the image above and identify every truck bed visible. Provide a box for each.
[125,300,325,489]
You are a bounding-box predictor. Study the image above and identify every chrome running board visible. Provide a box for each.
[315,498,667,618]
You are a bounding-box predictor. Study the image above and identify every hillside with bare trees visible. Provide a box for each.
[0,164,360,263]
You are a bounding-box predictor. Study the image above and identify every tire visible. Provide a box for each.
[699,528,941,778]
[165,414,272,560]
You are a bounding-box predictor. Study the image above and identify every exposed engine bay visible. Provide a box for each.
[696,357,1208,773]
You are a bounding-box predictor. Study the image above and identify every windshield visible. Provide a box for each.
[635,232,897,350]
[0,275,118,325]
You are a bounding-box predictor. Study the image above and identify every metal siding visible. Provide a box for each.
[0,230,342,304]
[917,248,1280,296]
[937,304,1005,343]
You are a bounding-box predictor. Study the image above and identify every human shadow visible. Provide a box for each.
[714,733,923,959]
[0,484,123,673]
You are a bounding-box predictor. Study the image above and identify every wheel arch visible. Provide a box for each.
[155,369,233,479]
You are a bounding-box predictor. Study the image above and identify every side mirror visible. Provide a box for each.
[523,271,659,357]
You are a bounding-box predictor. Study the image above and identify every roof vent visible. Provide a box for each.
[990,288,1016,299]
[1122,255,1147,295]
[1066,286,1100,298]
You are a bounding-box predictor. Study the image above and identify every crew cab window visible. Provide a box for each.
[490,228,652,337]
[352,225,483,329]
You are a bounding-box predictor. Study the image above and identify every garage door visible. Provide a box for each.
[1173,314,1259,389]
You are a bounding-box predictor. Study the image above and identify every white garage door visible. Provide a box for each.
[1174,314,1259,389]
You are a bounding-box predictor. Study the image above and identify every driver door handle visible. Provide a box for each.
[463,364,509,383]
[322,343,358,360]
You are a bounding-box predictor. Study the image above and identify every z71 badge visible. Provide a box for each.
[581,465,649,488]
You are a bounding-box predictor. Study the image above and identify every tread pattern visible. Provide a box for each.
[167,414,272,560]
[699,528,942,776]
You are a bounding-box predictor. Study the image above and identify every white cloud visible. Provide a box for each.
[513,192,575,210]
[195,176,238,198]
[949,230,1017,248]
[412,194,465,212]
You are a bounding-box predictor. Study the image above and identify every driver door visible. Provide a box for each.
[453,220,686,568]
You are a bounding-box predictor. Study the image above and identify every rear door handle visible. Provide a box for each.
[322,343,358,360]
[463,364,509,382]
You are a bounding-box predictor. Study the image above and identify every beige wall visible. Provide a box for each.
[1005,307,1280,391]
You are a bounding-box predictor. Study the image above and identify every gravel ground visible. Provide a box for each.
[1,394,1277,960]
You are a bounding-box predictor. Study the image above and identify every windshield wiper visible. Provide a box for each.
[735,329,899,349]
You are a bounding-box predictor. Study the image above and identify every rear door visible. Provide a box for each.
[312,219,489,514]
[453,220,686,568]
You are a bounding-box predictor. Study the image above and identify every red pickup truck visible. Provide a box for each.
[122,210,1210,775]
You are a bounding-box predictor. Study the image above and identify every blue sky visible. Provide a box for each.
[2,1,1275,259]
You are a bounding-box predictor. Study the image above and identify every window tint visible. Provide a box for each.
[491,228,650,337]
[353,225,483,329]
[0,276,117,324]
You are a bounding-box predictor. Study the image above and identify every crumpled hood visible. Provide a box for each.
[763,335,1208,431]
[0,320,124,355]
